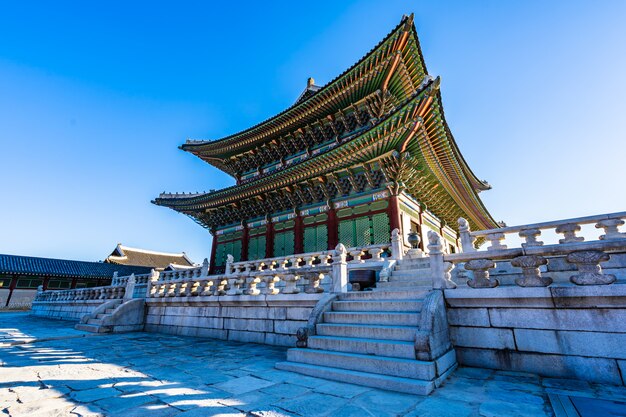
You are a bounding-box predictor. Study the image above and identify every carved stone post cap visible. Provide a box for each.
[566,250,609,264]
[458,217,470,231]
[511,255,548,268]
[464,259,495,271]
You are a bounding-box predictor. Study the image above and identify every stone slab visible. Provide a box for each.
[450,327,515,350]
[515,329,626,359]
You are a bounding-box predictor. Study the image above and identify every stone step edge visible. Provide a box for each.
[308,335,415,346]
[286,348,436,379]
[317,323,418,330]
[275,361,434,396]
[325,311,421,316]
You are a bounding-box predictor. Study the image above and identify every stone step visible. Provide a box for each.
[396,260,430,269]
[96,313,107,319]
[275,362,434,395]
[105,309,116,314]
[376,281,431,290]
[75,323,110,333]
[286,348,436,380]
[87,318,103,325]
[390,270,432,280]
[308,335,415,359]
[316,323,416,341]
[339,290,429,300]
[323,311,420,326]
[331,300,422,312]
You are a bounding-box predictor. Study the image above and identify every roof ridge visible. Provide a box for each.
[117,244,187,258]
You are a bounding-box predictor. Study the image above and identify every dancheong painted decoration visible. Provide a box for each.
[153,14,498,274]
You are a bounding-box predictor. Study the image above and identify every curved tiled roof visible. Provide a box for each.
[105,244,194,269]
[0,254,152,279]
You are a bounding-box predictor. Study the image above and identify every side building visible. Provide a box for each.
[104,244,195,270]
[154,14,498,274]
[0,254,151,308]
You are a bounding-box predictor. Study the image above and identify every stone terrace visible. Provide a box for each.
[2,313,626,417]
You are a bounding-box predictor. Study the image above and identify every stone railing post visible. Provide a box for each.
[123,274,136,300]
[146,269,159,298]
[485,232,507,251]
[511,255,551,287]
[465,259,498,288]
[519,228,544,248]
[556,223,584,244]
[200,258,209,277]
[596,219,626,240]
[427,231,456,289]
[332,243,348,293]
[390,228,404,260]
[458,218,476,253]
[225,254,234,276]
[111,271,119,286]
[567,250,616,285]
[282,274,300,294]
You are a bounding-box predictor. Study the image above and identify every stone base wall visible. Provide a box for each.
[31,300,104,321]
[444,285,626,385]
[1,288,37,308]
[144,293,323,347]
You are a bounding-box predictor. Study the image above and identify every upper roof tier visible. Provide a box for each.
[181,14,428,167]
[104,244,195,269]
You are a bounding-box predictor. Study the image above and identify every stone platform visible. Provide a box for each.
[2,313,626,416]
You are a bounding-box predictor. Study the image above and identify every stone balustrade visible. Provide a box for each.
[459,211,626,252]
[33,285,126,302]
[434,212,626,288]
[147,243,390,299]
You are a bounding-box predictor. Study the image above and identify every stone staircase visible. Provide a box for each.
[75,299,144,333]
[276,275,457,395]
[376,257,432,291]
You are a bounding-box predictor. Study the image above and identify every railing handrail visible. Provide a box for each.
[470,211,626,237]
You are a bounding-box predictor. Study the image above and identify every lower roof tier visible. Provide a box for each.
[154,78,498,233]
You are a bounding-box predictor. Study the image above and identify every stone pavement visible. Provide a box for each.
[1,313,625,417]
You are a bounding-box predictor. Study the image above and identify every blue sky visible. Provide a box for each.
[0,1,624,263]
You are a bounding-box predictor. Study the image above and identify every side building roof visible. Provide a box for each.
[104,244,194,269]
[0,254,152,279]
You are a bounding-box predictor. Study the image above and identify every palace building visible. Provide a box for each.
[153,14,497,274]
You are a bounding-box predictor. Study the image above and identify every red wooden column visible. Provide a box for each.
[42,277,50,291]
[209,228,218,275]
[294,211,304,254]
[327,205,339,250]
[5,274,17,307]
[265,218,274,258]
[70,277,78,289]
[388,194,402,234]
[241,223,249,261]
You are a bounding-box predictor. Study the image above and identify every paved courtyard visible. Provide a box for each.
[1,313,626,417]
